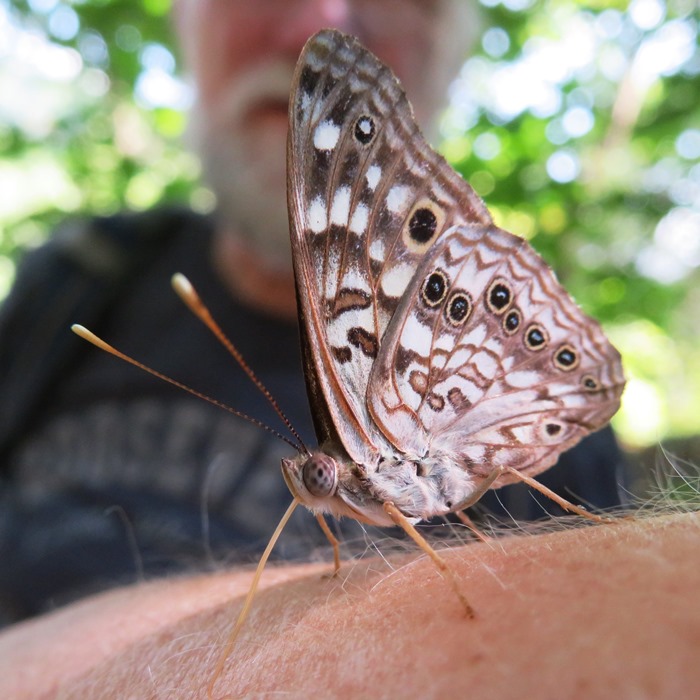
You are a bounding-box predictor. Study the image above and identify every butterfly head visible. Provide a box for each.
[281,452,341,511]
[281,451,394,524]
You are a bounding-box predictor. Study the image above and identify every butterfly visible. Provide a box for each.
[74,27,624,597]
[280,29,625,533]
[71,29,626,695]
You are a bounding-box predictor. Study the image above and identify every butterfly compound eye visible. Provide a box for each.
[302,454,339,498]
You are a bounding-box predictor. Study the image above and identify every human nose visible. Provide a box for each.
[274,0,355,54]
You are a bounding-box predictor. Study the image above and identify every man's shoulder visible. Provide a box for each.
[44,207,213,279]
[0,207,213,449]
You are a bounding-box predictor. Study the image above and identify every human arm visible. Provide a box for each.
[1,511,698,700]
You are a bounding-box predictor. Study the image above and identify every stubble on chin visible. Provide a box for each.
[186,60,296,268]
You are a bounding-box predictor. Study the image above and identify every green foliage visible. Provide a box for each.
[0,0,199,287]
[442,0,700,447]
[1,0,699,448]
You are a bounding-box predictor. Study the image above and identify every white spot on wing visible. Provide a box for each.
[328,316,351,348]
[348,73,364,92]
[330,186,351,226]
[405,384,422,411]
[446,347,474,372]
[314,121,341,150]
[405,153,426,177]
[463,445,486,464]
[338,45,354,62]
[472,352,499,379]
[483,338,502,355]
[461,324,487,349]
[445,237,473,265]
[386,185,411,214]
[341,266,372,294]
[366,165,381,191]
[305,53,323,70]
[473,428,502,445]
[349,203,369,235]
[381,263,414,298]
[329,61,345,79]
[353,305,375,329]
[402,313,432,357]
[453,376,483,404]
[432,353,447,370]
[435,333,455,352]
[328,306,374,348]
[369,238,385,261]
[511,425,533,443]
[307,197,327,234]
[431,182,452,203]
[475,241,502,267]
[560,391,586,408]
[507,371,537,388]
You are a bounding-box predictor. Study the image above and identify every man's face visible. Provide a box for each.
[176,0,464,268]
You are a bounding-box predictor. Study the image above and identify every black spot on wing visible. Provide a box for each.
[300,66,319,95]
[348,327,378,358]
[447,387,470,411]
[354,115,376,145]
[408,207,437,244]
[554,344,579,371]
[332,346,352,364]
[326,92,355,128]
[330,288,372,318]
[321,75,339,100]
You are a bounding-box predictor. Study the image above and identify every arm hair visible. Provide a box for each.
[1,511,698,699]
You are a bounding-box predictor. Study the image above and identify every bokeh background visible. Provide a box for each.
[1,0,699,490]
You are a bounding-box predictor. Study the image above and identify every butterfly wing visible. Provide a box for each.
[368,224,625,484]
[287,30,490,465]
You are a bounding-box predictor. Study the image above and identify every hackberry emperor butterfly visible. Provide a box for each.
[71,28,625,696]
[281,29,625,532]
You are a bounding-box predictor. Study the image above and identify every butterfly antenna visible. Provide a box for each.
[171,274,309,455]
[71,324,301,452]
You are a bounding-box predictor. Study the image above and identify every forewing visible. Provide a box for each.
[288,30,490,464]
[368,224,625,481]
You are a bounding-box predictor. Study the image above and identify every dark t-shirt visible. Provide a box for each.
[0,209,626,623]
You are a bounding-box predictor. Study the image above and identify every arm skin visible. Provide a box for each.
[1,511,698,700]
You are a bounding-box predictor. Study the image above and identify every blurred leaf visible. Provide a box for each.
[1,0,699,449]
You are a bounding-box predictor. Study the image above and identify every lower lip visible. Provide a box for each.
[247,101,289,125]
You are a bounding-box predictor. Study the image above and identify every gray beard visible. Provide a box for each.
[186,62,295,269]
[200,123,292,269]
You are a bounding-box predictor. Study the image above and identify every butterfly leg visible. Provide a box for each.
[453,511,491,543]
[383,502,476,619]
[503,467,612,524]
[452,466,508,542]
[315,513,341,577]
